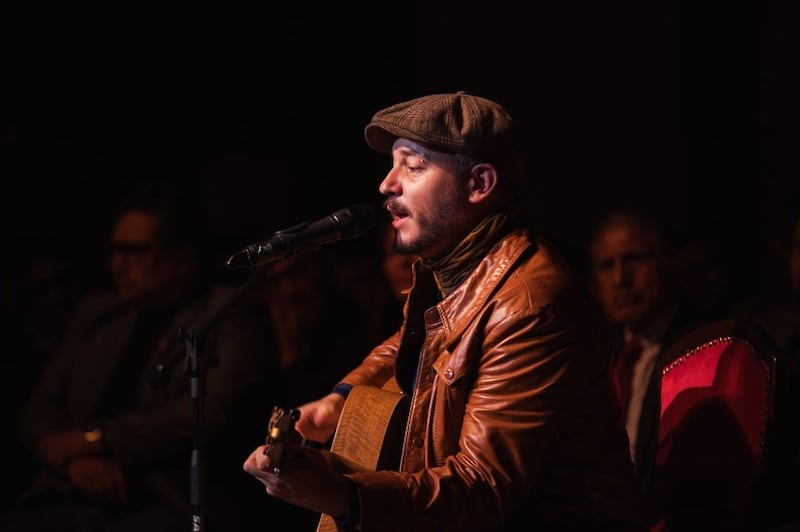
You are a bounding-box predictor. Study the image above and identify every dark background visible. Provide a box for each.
[2,0,799,304]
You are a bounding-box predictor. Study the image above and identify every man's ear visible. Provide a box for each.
[467,163,499,204]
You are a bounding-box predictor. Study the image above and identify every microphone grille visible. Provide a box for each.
[333,204,376,239]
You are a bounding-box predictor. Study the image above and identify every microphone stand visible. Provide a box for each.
[149,262,275,532]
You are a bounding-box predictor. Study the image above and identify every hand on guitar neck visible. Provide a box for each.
[244,405,353,519]
[264,406,324,476]
[244,386,409,526]
[263,405,368,476]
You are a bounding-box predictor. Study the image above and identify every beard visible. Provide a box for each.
[394,189,465,257]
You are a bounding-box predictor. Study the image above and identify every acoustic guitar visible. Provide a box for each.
[265,384,410,532]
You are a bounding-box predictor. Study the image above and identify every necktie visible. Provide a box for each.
[611,336,644,424]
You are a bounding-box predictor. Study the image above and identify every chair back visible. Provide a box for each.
[652,319,780,531]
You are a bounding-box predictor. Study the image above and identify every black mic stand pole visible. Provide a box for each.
[149,260,278,532]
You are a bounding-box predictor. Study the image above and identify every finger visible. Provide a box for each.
[244,447,272,477]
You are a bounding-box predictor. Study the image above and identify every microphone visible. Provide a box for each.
[225,204,376,269]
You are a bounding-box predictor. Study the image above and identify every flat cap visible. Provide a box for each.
[364,91,518,165]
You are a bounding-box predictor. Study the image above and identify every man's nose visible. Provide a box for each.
[612,262,633,285]
[378,168,400,196]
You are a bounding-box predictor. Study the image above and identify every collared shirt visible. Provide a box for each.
[622,306,676,462]
[623,333,660,462]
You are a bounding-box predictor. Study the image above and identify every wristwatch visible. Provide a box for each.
[83,427,104,444]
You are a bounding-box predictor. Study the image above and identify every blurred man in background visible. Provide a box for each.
[1,182,278,532]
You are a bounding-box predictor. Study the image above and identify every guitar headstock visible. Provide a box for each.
[264,406,303,476]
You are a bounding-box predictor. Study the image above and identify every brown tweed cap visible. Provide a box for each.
[364,91,519,166]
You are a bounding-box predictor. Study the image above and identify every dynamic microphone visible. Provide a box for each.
[225,204,376,269]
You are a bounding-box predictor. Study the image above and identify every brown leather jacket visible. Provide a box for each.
[339,227,647,531]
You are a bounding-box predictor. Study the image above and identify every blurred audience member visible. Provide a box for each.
[0,182,278,532]
[258,248,373,410]
[588,209,705,521]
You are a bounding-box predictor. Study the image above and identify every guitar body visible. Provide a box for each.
[316,384,410,532]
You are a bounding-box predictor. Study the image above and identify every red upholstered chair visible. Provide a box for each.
[650,319,782,532]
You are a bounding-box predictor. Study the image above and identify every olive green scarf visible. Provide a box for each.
[420,211,511,297]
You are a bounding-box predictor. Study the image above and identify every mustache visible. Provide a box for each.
[383,198,409,217]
